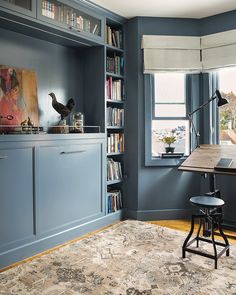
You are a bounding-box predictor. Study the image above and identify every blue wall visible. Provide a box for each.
[125,12,236,222]
[125,17,202,220]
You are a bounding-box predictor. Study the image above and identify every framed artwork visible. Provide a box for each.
[0,65,39,132]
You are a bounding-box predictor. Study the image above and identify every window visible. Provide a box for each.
[218,67,236,145]
[152,73,190,157]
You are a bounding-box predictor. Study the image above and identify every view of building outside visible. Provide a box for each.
[218,68,236,145]
[152,73,189,157]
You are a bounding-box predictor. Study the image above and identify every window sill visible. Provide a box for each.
[145,156,187,167]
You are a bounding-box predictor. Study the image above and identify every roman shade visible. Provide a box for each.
[141,35,202,73]
[201,29,236,71]
[142,29,236,73]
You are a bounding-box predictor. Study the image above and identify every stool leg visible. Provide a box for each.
[182,215,195,258]
[211,220,218,269]
[218,219,230,256]
[196,218,202,248]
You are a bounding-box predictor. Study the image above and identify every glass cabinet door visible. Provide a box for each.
[0,0,36,17]
[40,0,103,40]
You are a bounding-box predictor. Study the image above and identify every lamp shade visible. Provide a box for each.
[215,90,228,107]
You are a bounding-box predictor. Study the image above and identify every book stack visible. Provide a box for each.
[107,189,122,213]
[42,0,56,19]
[106,55,124,76]
[106,77,124,100]
[106,107,124,127]
[106,26,123,48]
[107,133,124,153]
[107,158,123,181]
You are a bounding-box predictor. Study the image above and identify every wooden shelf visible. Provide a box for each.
[107,152,124,156]
[106,44,124,53]
[107,179,123,185]
[107,126,124,130]
[106,72,124,79]
[106,99,125,104]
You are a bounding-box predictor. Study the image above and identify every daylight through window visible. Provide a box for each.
[218,67,236,145]
[152,73,190,157]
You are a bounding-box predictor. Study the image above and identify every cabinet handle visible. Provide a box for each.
[60,151,86,155]
[0,155,8,159]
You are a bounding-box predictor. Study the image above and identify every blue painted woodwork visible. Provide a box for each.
[37,142,104,236]
[0,147,35,253]
[0,0,36,18]
[0,134,110,269]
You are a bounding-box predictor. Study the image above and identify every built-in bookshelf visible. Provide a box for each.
[41,0,102,37]
[105,18,125,214]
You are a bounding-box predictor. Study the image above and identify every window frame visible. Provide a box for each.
[145,74,192,167]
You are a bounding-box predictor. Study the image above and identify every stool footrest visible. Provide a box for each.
[182,210,230,269]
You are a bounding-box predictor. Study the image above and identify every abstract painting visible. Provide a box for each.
[0,65,39,131]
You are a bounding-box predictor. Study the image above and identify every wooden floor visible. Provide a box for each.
[149,219,236,244]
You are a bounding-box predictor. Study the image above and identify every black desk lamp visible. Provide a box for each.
[188,90,228,149]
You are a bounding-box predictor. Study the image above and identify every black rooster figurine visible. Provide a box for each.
[49,92,75,120]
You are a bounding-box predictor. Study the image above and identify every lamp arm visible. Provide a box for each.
[188,94,217,117]
[188,113,200,149]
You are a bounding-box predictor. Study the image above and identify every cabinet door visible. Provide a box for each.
[0,147,34,252]
[37,142,104,235]
[37,0,104,42]
[0,0,36,18]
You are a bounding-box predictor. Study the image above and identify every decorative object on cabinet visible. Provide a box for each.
[48,92,75,120]
[72,112,84,133]
[0,65,39,130]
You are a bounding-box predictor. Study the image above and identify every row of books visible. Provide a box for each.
[107,158,123,181]
[42,1,98,34]
[106,55,124,76]
[106,77,124,100]
[106,107,124,127]
[107,190,122,213]
[106,25,123,49]
[107,133,124,153]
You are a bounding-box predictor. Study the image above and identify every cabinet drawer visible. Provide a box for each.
[37,142,103,235]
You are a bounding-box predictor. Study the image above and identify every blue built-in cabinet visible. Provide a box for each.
[0,0,126,269]
[0,134,109,269]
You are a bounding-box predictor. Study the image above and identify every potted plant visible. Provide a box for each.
[162,135,176,153]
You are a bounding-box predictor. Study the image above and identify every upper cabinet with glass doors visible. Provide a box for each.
[0,0,36,17]
[37,0,104,42]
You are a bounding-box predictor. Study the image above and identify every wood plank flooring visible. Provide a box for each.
[149,219,236,244]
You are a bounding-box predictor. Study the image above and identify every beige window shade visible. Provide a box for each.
[201,29,236,71]
[142,35,202,73]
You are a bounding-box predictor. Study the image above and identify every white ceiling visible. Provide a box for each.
[89,0,236,19]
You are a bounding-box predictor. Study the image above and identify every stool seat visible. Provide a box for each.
[190,196,224,208]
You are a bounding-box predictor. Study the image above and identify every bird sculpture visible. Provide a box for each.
[49,92,75,120]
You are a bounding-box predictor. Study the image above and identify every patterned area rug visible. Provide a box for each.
[0,220,236,295]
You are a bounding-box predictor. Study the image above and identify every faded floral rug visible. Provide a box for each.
[0,220,236,295]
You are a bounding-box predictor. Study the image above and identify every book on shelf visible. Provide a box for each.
[106,77,124,100]
[42,0,56,19]
[83,18,91,33]
[107,133,124,154]
[107,189,122,213]
[107,158,123,181]
[106,55,124,76]
[106,107,124,127]
[92,24,99,35]
[106,25,123,48]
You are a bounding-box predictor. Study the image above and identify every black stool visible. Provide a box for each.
[182,196,229,269]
